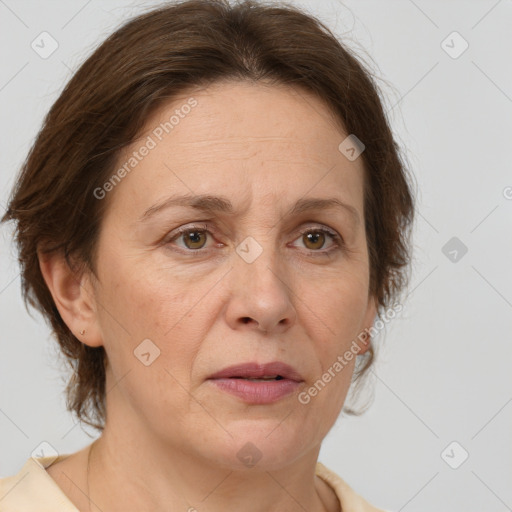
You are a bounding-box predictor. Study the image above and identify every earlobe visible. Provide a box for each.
[38,249,103,348]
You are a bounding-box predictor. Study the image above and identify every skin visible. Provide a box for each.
[40,80,377,512]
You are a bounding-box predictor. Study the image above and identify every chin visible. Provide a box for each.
[203,422,313,472]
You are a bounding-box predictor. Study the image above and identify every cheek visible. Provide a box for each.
[95,266,206,425]
[98,256,190,333]
[305,268,369,341]
[95,259,220,380]
[298,270,368,403]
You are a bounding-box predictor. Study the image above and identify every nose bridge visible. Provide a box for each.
[235,231,285,292]
[228,230,296,332]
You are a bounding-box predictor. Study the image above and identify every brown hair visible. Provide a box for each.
[2,0,415,431]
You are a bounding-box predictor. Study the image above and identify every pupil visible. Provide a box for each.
[305,232,324,249]
[187,231,205,248]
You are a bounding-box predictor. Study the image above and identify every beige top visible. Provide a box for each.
[0,455,390,511]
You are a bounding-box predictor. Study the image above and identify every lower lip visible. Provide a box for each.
[208,378,302,404]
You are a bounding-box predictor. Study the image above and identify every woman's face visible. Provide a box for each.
[88,80,376,469]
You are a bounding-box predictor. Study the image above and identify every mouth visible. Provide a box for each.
[208,361,304,382]
[230,375,285,381]
[207,362,304,404]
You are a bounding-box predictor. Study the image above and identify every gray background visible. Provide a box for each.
[1,1,511,510]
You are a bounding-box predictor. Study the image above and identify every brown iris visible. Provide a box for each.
[183,230,208,249]
[303,231,325,250]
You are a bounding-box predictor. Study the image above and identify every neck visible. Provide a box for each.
[85,421,336,512]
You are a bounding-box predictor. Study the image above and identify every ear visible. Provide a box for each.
[38,249,103,348]
[355,294,377,356]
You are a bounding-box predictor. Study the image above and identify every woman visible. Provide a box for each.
[0,0,415,510]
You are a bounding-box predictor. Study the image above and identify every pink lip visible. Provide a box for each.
[208,361,303,381]
[207,362,304,405]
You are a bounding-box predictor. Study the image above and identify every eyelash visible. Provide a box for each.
[164,223,344,257]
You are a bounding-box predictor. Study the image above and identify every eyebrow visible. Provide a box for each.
[139,193,360,227]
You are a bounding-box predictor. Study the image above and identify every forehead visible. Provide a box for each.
[142,80,346,159]
[108,80,366,218]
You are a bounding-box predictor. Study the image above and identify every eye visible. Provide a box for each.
[164,223,343,256]
[292,227,342,254]
[167,224,215,251]
[181,229,209,249]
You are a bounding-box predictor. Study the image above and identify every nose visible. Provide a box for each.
[224,242,297,335]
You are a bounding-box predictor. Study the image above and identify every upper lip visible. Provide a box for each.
[208,361,304,382]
